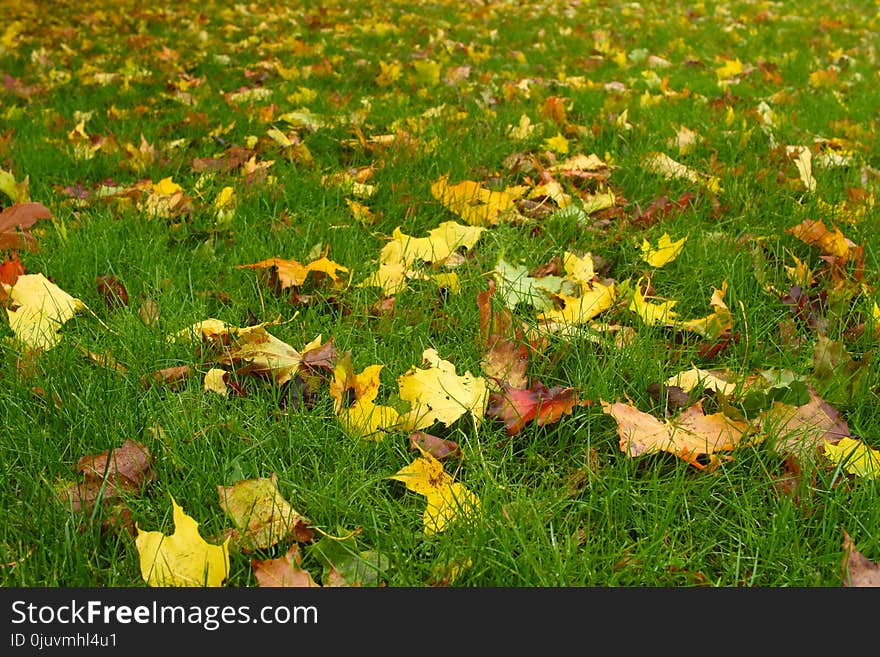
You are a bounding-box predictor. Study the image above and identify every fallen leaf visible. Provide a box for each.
[824,438,880,480]
[396,348,489,431]
[642,151,722,194]
[758,385,849,457]
[218,474,312,551]
[787,218,857,262]
[236,255,349,290]
[842,530,880,587]
[95,274,129,309]
[641,233,688,267]
[329,352,401,440]
[204,368,229,396]
[252,544,320,587]
[430,175,525,226]
[389,452,480,536]
[135,495,230,587]
[409,431,461,460]
[487,382,583,436]
[601,398,752,470]
[0,202,51,250]
[5,273,86,350]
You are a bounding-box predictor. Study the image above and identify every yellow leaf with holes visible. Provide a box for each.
[135,495,230,587]
[218,474,311,550]
[641,233,688,267]
[389,453,480,535]
[396,348,489,431]
[824,438,880,480]
[5,273,86,350]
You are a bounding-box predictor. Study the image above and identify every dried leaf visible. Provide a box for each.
[842,530,880,587]
[252,545,320,587]
[218,474,312,551]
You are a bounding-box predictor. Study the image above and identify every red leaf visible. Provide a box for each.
[409,431,461,460]
[487,381,583,436]
[0,251,25,287]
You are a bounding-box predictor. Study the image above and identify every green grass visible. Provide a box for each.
[1,0,878,587]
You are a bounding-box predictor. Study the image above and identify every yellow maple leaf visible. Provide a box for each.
[666,367,738,396]
[359,221,484,295]
[715,58,743,81]
[536,281,616,327]
[629,279,732,340]
[542,133,569,155]
[642,151,722,194]
[329,354,401,440]
[786,145,817,192]
[824,438,880,480]
[236,256,349,289]
[218,474,311,550]
[641,233,688,267]
[135,495,230,587]
[431,176,525,226]
[170,319,318,385]
[396,348,489,431]
[204,368,228,396]
[628,279,679,327]
[5,274,86,350]
[389,453,480,535]
[0,167,30,203]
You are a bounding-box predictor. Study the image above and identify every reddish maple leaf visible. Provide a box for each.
[487,381,584,436]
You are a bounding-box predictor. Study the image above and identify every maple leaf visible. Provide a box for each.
[824,438,880,480]
[0,202,52,251]
[135,495,230,587]
[360,221,484,295]
[601,399,752,470]
[389,452,480,536]
[329,352,401,440]
[0,167,30,203]
[535,280,616,328]
[170,318,323,385]
[629,278,732,340]
[430,175,525,226]
[307,532,390,586]
[396,348,489,431]
[757,385,849,458]
[236,255,349,290]
[409,431,461,460]
[787,218,857,262]
[786,145,816,192]
[252,544,320,587]
[5,273,87,351]
[493,258,564,312]
[641,233,688,267]
[57,439,154,535]
[218,474,312,551]
[487,381,584,436]
[842,530,880,587]
[642,151,722,194]
[666,367,738,397]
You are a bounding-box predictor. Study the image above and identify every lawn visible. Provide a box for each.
[1,0,878,588]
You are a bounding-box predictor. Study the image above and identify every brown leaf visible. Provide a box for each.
[842,530,880,587]
[758,385,849,458]
[140,365,194,389]
[0,202,52,251]
[58,439,155,535]
[138,299,160,327]
[300,338,337,372]
[409,431,461,460]
[601,399,752,470]
[487,382,582,436]
[95,275,129,309]
[252,545,320,587]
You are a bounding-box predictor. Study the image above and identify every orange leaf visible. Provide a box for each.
[487,382,582,436]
